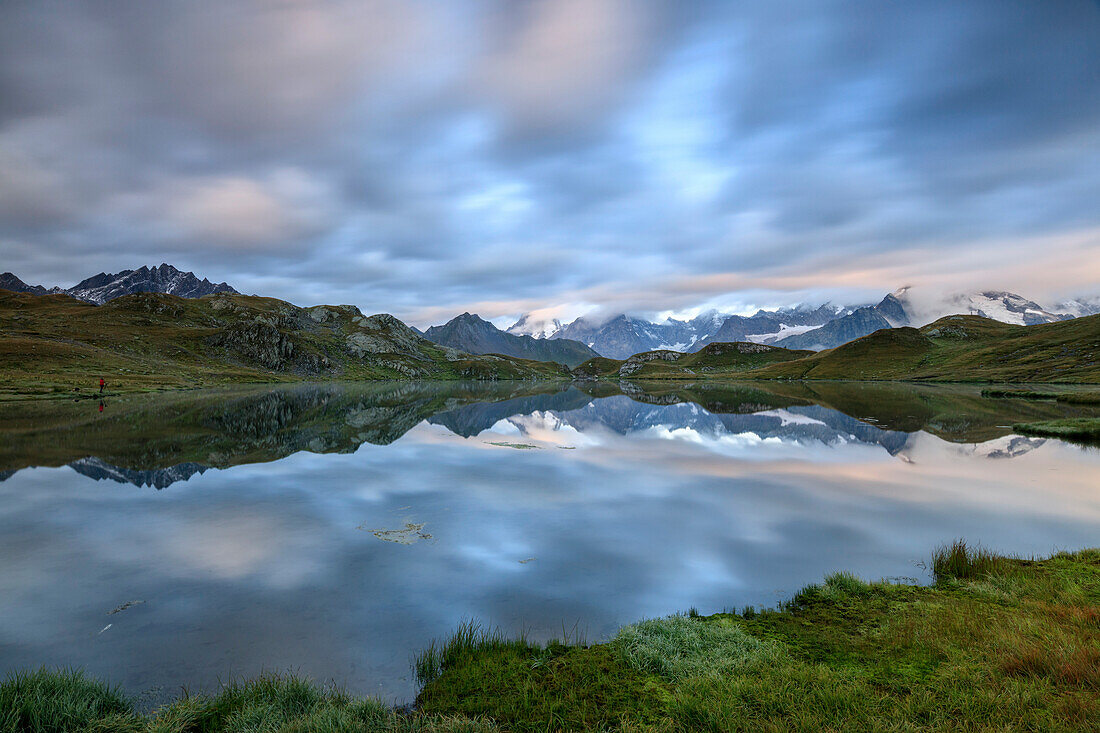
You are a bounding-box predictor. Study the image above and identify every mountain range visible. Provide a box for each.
[2,263,1097,362]
[504,288,1097,357]
[422,313,598,367]
[0,264,237,304]
[570,313,1100,384]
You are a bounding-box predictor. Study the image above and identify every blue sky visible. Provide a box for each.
[1,0,1099,327]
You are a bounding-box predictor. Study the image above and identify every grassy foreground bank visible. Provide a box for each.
[3,545,1098,732]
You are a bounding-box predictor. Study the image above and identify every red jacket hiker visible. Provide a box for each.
[98,378,105,393]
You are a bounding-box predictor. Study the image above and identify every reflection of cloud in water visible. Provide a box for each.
[0,392,1098,707]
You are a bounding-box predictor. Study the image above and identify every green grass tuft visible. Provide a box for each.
[613,614,782,681]
[0,668,133,733]
[931,539,1011,582]
[413,621,528,687]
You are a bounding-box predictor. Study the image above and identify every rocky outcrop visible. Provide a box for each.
[619,349,682,377]
[210,320,296,369]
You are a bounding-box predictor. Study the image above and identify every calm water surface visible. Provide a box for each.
[1,381,1098,704]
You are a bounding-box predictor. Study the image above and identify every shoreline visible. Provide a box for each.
[3,375,1100,404]
[4,543,1098,731]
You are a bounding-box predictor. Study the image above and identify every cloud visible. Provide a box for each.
[144,169,335,250]
[1,0,1098,318]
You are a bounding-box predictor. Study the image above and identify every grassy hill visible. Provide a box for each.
[0,290,568,398]
[748,314,1100,382]
[572,341,814,380]
[572,315,1100,384]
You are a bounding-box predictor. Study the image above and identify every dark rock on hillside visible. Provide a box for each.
[424,313,598,367]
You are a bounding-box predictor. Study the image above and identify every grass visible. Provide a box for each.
[981,388,1060,399]
[748,313,1100,383]
[6,544,1099,731]
[1014,417,1100,443]
[0,290,568,400]
[0,671,497,733]
[0,669,130,733]
[417,543,1100,731]
[614,615,782,681]
[930,538,1014,581]
[571,342,813,381]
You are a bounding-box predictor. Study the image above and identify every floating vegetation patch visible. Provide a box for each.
[107,600,144,615]
[485,441,541,449]
[361,521,433,545]
[518,557,536,564]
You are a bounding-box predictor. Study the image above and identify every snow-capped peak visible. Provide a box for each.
[506,313,564,339]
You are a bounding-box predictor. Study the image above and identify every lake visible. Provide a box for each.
[1,380,1098,706]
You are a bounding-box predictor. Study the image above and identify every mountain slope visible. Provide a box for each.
[694,304,846,349]
[0,273,49,295]
[0,291,568,397]
[751,313,1100,382]
[776,295,907,350]
[424,313,598,367]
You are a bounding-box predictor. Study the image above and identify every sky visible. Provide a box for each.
[1,0,1099,328]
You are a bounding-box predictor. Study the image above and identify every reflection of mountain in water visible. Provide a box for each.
[69,457,211,490]
[428,387,595,437]
[2,381,1089,489]
[487,397,912,454]
[896,434,1048,463]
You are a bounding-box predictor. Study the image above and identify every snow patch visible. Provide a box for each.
[745,323,822,344]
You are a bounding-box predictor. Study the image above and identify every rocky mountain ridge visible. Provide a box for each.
[0,264,238,304]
